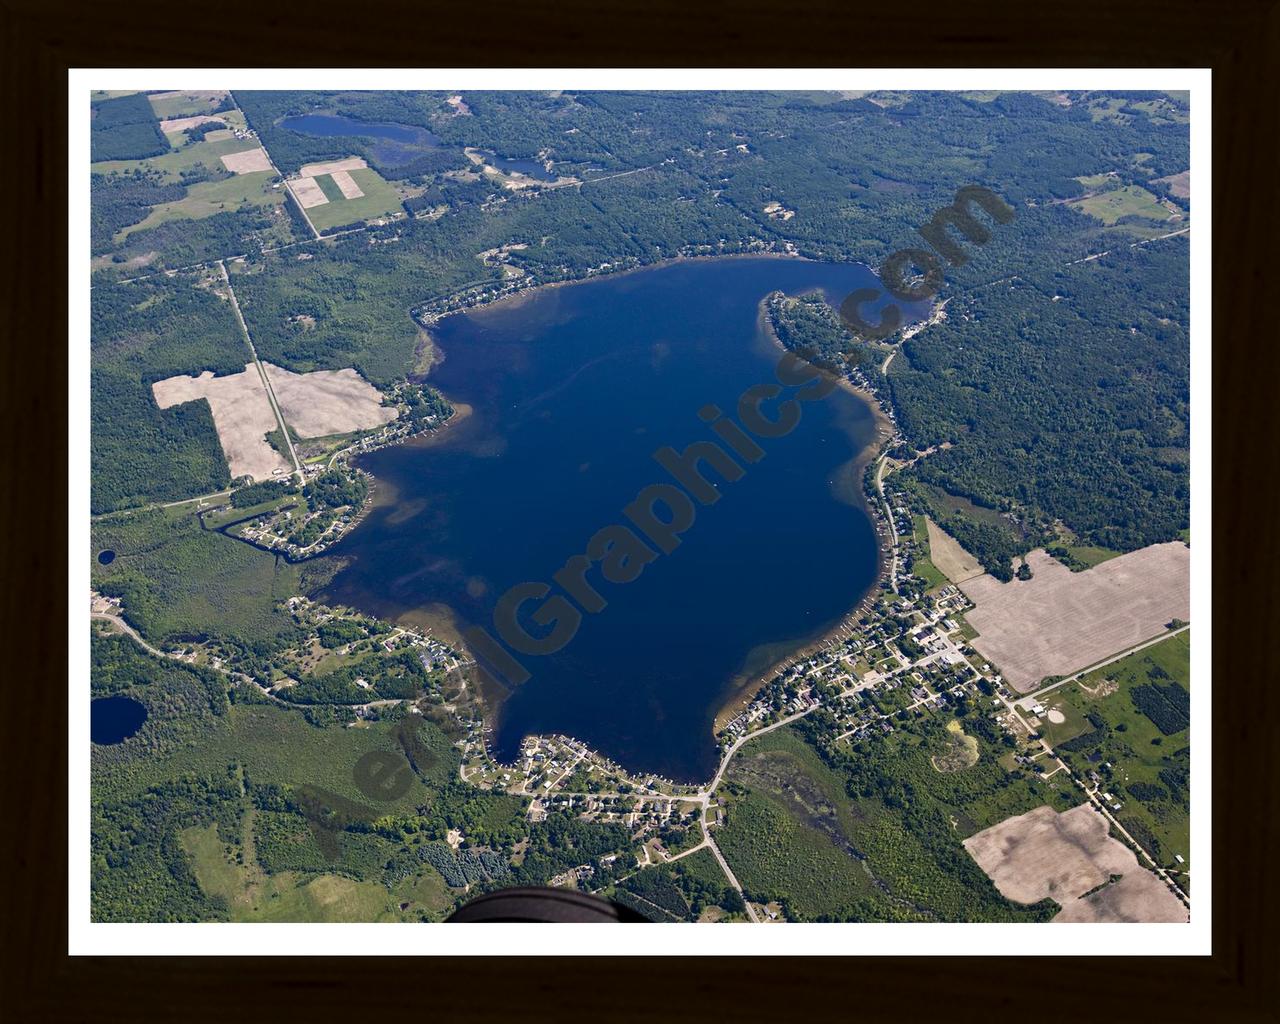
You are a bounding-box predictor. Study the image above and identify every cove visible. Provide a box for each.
[319,257,911,781]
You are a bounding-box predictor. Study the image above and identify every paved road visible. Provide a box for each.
[874,455,899,593]
[218,260,303,479]
[705,834,760,922]
[1022,624,1191,704]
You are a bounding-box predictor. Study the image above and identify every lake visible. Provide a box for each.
[279,113,444,147]
[476,150,557,181]
[320,257,911,781]
[91,695,147,745]
[279,113,446,170]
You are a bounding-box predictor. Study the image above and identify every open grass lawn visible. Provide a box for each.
[306,167,404,231]
[1035,697,1091,747]
[1072,185,1177,226]
[908,552,948,590]
[116,171,282,241]
[1050,630,1191,868]
[908,517,949,588]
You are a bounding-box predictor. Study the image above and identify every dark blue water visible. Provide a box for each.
[91,695,147,744]
[279,113,442,147]
[478,151,556,181]
[320,257,913,781]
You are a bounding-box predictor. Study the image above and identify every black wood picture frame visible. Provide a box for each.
[4,2,1275,1018]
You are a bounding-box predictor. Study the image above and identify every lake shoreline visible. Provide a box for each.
[413,248,826,344]
[327,256,901,784]
[709,297,898,734]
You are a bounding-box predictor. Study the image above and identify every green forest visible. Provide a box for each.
[91,92,168,162]
[91,274,245,513]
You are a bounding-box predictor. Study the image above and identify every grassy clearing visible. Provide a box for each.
[93,136,262,183]
[306,167,404,231]
[1071,185,1177,226]
[1086,97,1130,123]
[1035,698,1091,747]
[908,552,948,590]
[148,90,230,120]
[1075,172,1119,189]
[1057,544,1123,570]
[181,818,454,922]
[116,171,282,240]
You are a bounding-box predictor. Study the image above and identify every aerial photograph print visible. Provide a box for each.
[80,75,1202,941]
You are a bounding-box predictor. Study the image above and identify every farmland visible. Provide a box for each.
[924,516,984,584]
[304,167,405,231]
[152,363,291,482]
[963,804,1187,922]
[961,543,1191,692]
[262,362,397,438]
[92,134,265,184]
[147,90,231,120]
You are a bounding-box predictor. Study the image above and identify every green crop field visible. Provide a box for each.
[315,173,345,203]
[305,168,404,231]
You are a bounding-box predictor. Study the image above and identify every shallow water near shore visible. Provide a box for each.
[319,257,907,781]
